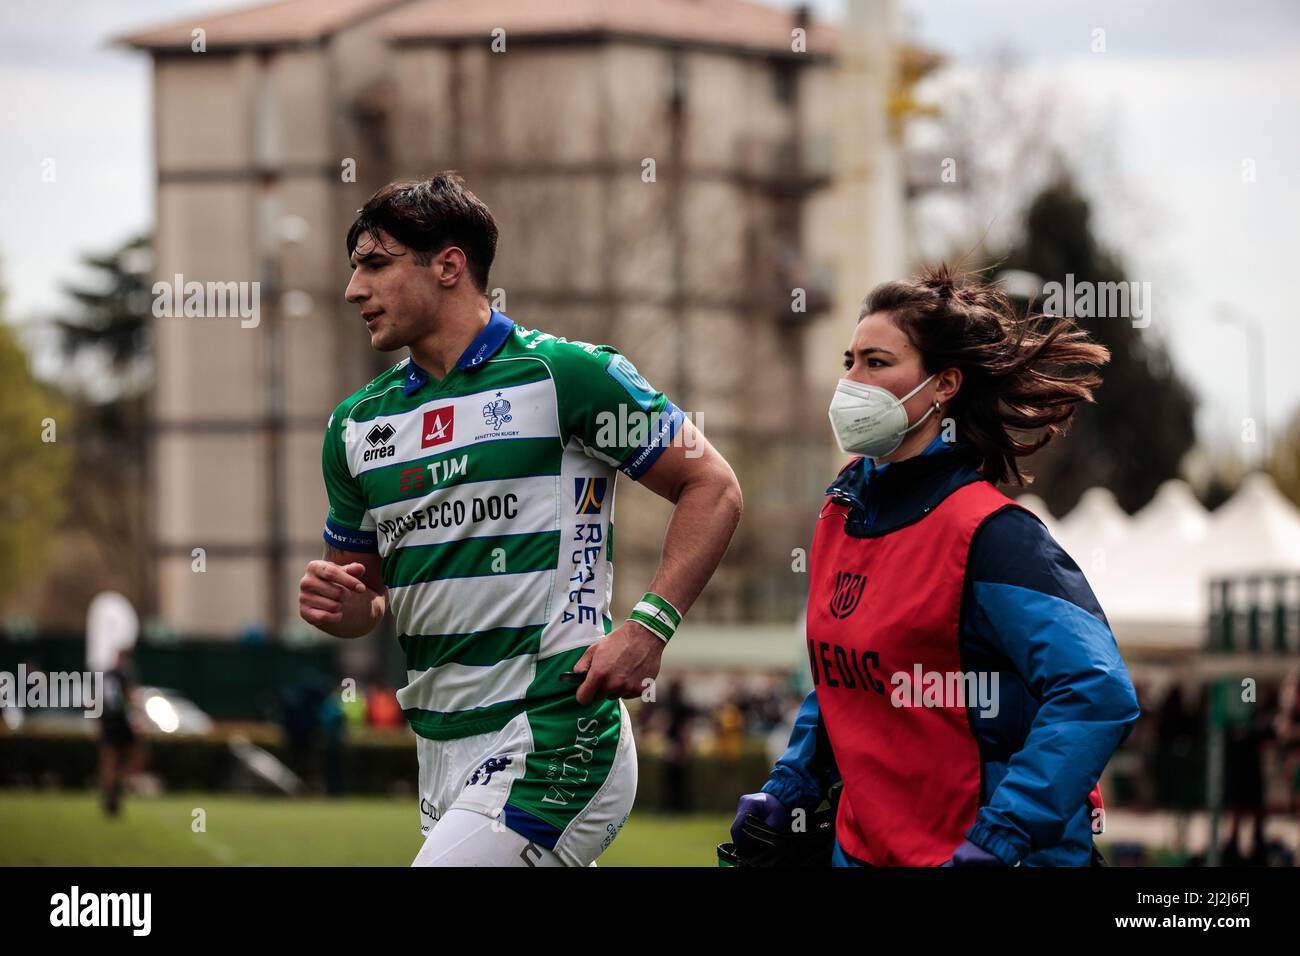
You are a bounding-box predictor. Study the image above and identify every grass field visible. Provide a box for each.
[0,791,731,866]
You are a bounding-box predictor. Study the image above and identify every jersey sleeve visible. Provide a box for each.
[963,507,1139,865]
[321,408,378,553]
[550,343,686,480]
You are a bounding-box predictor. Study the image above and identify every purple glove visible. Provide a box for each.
[941,838,1006,867]
[731,792,792,842]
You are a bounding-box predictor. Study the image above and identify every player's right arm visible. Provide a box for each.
[303,405,387,638]
[299,546,386,639]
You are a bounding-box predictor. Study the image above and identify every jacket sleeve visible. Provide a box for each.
[962,507,1140,865]
[761,689,840,810]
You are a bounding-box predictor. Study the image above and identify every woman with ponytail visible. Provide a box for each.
[731,265,1140,866]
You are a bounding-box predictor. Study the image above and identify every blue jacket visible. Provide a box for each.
[763,437,1141,866]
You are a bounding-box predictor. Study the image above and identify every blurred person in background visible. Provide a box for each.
[99,649,142,817]
[365,683,403,729]
[732,265,1140,866]
[320,692,347,797]
[715,688,744,766]
[1145,683,1198,857]
[279,672,328,784]
[1277,666,1300,815]
[1155,685,1202,818]
[1221,684,1274,865]
[340,681,369,731]
[662,679,698,815]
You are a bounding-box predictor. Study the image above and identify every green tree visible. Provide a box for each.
[54,233,153,395]
[1002,177,1198,515]
[0,288,72,613]
[44,235,154,618]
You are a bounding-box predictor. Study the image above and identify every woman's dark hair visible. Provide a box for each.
[862,263,1109,485]
[346,172,498,290]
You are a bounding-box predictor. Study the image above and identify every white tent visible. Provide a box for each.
[1055,486,1130,586]
[1096,480,1212,632]
[1203,472,1300,574]
[1132,479,1210,542]
[1054,473,1300,650]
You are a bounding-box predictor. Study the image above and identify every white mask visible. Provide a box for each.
[827,374,939,459]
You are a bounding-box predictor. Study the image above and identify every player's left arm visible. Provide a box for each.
[574,414,742,704]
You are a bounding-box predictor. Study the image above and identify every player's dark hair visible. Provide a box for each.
[346,172,498,291]
[862,263,1109,485]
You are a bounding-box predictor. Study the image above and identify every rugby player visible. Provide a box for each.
[298,173,742,866]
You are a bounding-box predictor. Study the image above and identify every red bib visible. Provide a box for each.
[807,477,1017,865]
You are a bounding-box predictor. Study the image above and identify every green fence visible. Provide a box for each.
[0,633,341,721]
[1207,573,1300,653]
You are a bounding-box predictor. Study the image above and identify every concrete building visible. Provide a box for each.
[120,0,909,640]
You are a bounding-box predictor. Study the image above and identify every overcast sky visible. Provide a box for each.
[2,0,1298,459]
[860,0,1300,458]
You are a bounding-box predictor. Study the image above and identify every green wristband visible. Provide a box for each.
[629,592,682,643]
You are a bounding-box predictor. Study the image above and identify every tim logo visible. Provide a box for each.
[422,406,454,448]
[482,393,513,431]
[399,467,424,493]
[467,755,512,786]
[829,570,866,619]
[575,477,607,515]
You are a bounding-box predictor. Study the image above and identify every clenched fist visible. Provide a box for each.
[298,555,386,639]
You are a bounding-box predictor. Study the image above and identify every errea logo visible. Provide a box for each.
[422,406,455,448]
[363,423,397,462]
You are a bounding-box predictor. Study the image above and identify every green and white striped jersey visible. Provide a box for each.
[321,310,683,741]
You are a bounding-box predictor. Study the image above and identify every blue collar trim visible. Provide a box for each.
[458,309,514,371]
[402,361,427,396]
[867,432,950,478]
[403,310,515,396]
[825,434,959,504]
